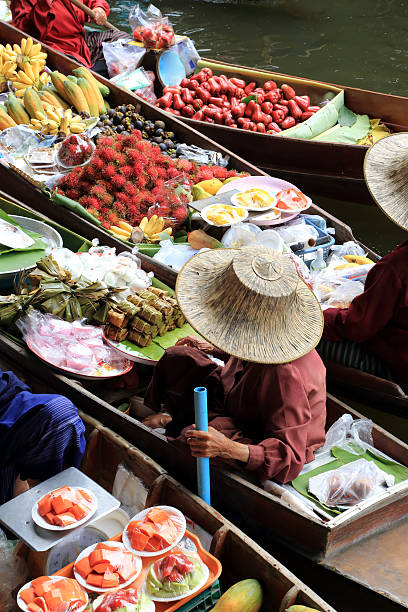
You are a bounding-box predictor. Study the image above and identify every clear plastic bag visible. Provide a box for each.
[316,278,365,310]
[148,174,191,230]
[102,40,145,78]
[308,458,395,508]
[112,462,149,518]
[154,553,195,582]
[153,240,198,271]
[175,143,229,167]
[274,217,319,248]
[328,240,366,262]
[56,134,95,169]
[221,222,261,248]
[16,311,127,375]
[0,527,27,611]
[319,414,374,456]
[175,37,200,75]
[129,3,175,48]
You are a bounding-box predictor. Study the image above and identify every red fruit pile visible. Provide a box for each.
[57,134,94,168]
[155,68,320,134]
[56,130,243,230]
[133,23,174,48]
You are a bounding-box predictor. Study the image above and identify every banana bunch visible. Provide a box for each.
[110,221,134,241]
[29,106,87,136]
[0,47,17,90]
[139,215,173,242]
[11,61,49,97]
[5,38,47,69]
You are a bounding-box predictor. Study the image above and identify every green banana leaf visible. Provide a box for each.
[311,113,370,144]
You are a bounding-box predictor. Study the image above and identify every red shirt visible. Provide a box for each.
[323,239,408,383]
[11,0,110,67]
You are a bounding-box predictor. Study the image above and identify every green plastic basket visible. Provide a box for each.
[177,580,221,612]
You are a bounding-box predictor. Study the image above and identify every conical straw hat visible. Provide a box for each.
[176,246,323,364]
[364,132,408,231]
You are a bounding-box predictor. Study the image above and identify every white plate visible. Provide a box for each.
[123,505,186,557]
[32,487,97,532]
[145,558,209,603]
[200,203,248,227]
[17,576,88,612]
[271,195,312,214]
[230,189,277,212]
[74,541,142,593]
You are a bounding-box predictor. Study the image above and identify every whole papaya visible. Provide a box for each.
[209,579,262,612]
[286,606,320,612]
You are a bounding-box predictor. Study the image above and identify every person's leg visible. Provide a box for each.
[317,338,399,381]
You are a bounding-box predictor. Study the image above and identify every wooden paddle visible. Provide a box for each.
[66,0,119,30]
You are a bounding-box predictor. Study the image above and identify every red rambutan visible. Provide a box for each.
[101,219,111,229]
[226,169,237,179]
[176,159,194,173]
[115,152,127,166]
[212,166,228,180]
[198,166,214,181]
[99,147,117,162]
[65,172,79,188]
[123,182,137,196]
[120,165,133,178]
[111,174,126,190]
[98,136,115,147]
[87,196,99,209]
[105,164,116,179]
[172,206,188,223]
[116,191,131,206]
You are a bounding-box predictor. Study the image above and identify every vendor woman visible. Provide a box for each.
[11,0,127,74]
[0,369,85,504]
[318,133,408,389]
[143,247,326,484]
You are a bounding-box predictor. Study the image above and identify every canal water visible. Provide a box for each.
[106,3,407,609]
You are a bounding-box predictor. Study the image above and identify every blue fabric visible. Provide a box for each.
[0,370,86,504]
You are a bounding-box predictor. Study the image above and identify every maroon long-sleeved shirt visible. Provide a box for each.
[323,240,408,383]
[145,346,326,483]
[11,0,110,67]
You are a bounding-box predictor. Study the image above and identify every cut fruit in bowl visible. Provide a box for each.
[32,486,97,531]
[123,505,186,557]
[230,188,277,211]
[90,589,154,612]
[17,576,88,612]
[272,188,312,212]
[144,551,209,602]
[74,541,142,593]
[201,203,248,227]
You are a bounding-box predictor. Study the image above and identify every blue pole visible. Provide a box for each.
[194,386,211,505]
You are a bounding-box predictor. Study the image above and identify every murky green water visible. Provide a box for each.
[107,0,407,255]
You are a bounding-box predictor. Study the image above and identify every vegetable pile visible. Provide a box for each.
[155,67,320,133]
[126,507,180,552]
[75,543,139,589]
[37,486,93,527]
[19,577,87,612]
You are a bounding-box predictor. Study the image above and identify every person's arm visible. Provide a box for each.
[11,0,37,35]
[324,261,401,343]
[86,0,110,23]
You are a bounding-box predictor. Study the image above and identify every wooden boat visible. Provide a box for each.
[174,58,408,204]
[8,362,336,612]
[0,198,407,610]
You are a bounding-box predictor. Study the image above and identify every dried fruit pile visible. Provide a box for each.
[156,67,320,134]
[57,129,242,231]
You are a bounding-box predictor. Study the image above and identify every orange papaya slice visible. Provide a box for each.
[20,588,36,605]
[75,557,92,579]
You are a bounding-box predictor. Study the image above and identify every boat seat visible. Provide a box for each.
[325,360,408,407]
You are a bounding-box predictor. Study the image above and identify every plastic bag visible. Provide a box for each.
[319,414,374,456]
[148,174,191,230]
[274,218,319,249]
[129,3,175,48]
[154,553,194,582]
[175,143,229,167]
[102,40,145,78]
[308,458,395,508]
[112,463,148,518]
[0,527,27,611]
[328,240,366,262]
[56,134,95,169]
[221,222,261,248]
[153,240,198,271]
[175,37,200,75]
[312,255,375,285]
[285,251,313,289]
[16,311,127,375]
[316,278,364,310]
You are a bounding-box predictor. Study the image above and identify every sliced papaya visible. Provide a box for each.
[71,502,91,520]
[95,543,122,551]
[75,557,92,579]
[86,573,104,588]
[45,512,55,524]
[51,495,73,515]
[37,495,52,517]
[43,590,64,609]
[93,562,113,574]
[32,597,48,612]
[27,603,42,612]
[116,559,136,582]
[53,512,77,527]
[31,578,52,597]
[20,588,36,605]
[101,572,119,589]
[130,530,150,551]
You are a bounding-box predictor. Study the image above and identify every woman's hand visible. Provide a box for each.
[142,413,172,429]
[92,7,107,25]
[185,426,249,463]
[175,335,215,354]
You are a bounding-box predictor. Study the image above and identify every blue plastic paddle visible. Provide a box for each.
[194,386,211,505]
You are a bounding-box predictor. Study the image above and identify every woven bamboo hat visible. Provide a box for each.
[364,132,408,231]
[176,246,323,364]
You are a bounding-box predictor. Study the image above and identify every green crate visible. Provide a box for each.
[177,580,221,612]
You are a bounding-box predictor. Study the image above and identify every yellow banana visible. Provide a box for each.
[139,217,148,232]
[24,62,35,82]
[25,37,33,56]
[30,42,42,57]
[12,81,27,90]
[69,123,86,133]
[118,220,133,232]
[13,44,21,55]
[20,37,26,55]
[17,70,31,85]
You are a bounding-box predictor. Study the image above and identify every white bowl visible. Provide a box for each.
[201,203,248,227]
[32,487,97,531]
[123,505,186,557]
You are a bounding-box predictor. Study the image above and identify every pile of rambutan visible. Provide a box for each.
[57,130,246,230]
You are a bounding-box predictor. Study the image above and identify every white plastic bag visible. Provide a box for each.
[308,458,394,508]
[112,462,149,517]
[328,241,366,262]
[316,279,365,310]
[221,223,261,248]
[319,414,374,456]
[102,40,145,78]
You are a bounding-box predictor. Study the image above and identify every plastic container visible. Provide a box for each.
[178,580,221,611]
[294,219,335,268]
[256,229,284,251]
[310,248,327,272]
